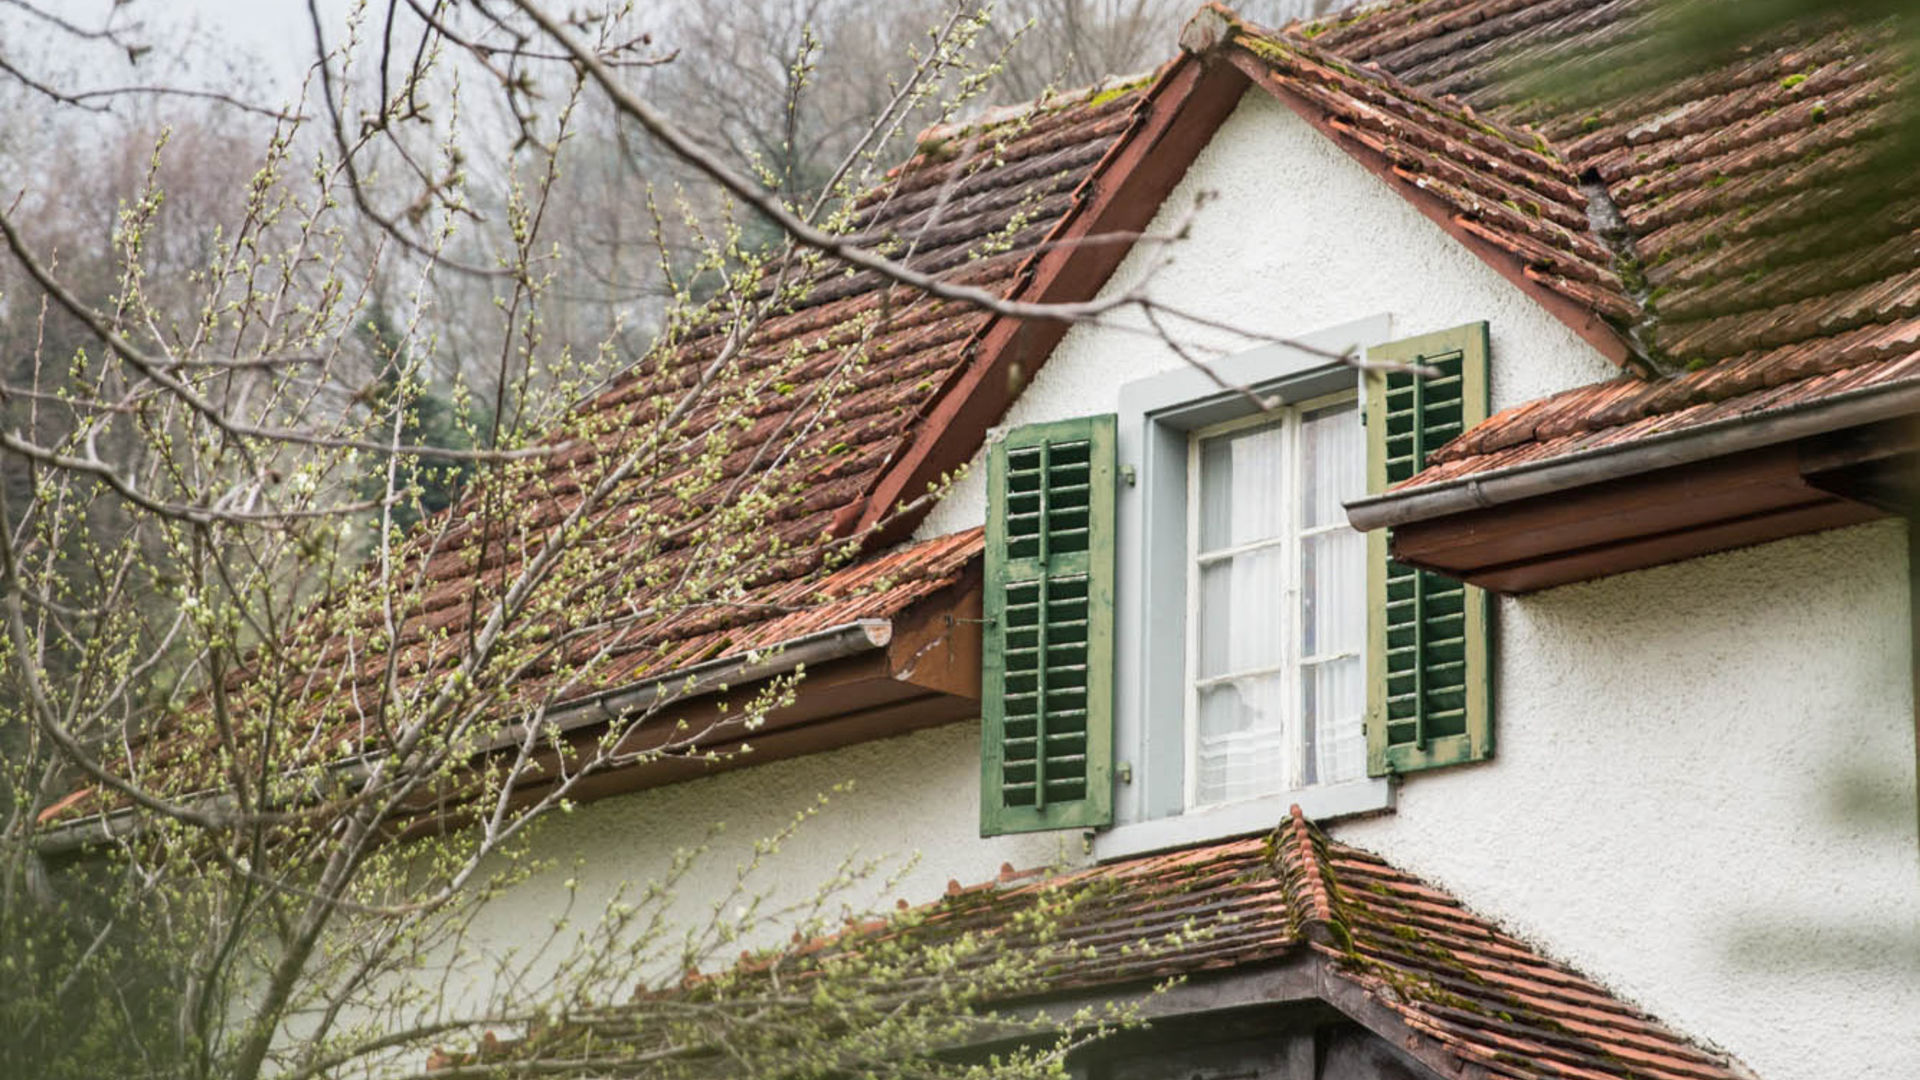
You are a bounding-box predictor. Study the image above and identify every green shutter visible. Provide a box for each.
[981,415,1115,836]
[1364,323,1493,777]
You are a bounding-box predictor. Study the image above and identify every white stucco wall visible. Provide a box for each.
[1338,518,1920,1080]
[916,87,1619,540]
[457,722,1080,1010]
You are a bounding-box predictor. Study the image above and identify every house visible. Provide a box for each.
[39,1,1919,1077]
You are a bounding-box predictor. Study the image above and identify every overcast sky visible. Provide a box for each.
[23,1,356,105]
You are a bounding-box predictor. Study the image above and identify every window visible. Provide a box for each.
[978,318,1494,847]
[1185,398,1367,808]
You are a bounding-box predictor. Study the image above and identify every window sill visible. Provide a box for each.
[1089,777,1394,862]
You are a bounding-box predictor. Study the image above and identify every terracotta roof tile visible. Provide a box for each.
[586,811,1751,1080]
[1218,21,1640,335]
[42,527,987,827]
[49,78,1155,820]
[341,84,1147,698]
[1305,0,1920,487]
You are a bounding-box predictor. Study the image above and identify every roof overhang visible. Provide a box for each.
[853,4,1652,549]
[962,954,1468,1080]
[1345,378,1920,593]
[37,569,986,853]
[1185,6,1642,374]
[405,567,985,838]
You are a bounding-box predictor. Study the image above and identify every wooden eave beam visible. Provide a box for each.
[1800,416,1920,515]
[559,568,982,767]
[855,52,1253,545]
[1387,437,1890,594]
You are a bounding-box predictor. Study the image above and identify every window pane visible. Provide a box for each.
[1187,397,1365,810]
[1195,549,1284,680]
[1198,420,1286,551]
[1300,401,1363,529]
[1195,672,1286,804]
[1302,528,1365,659]
[1302,656,1365,785]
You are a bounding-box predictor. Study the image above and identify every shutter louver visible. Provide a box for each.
[981,415,1115,836]
[1364,324,1493,776]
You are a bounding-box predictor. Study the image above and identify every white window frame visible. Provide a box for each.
[1092,317,1394,862]
[1181,393,1362,809]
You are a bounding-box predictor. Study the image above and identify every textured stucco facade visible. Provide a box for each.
[469,723,1073,947]
[471,88,1919,1079]
[1341,518,1920,1080]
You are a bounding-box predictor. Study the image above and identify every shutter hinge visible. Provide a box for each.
[1120,464,1136,487]
[1116,761,1133,784]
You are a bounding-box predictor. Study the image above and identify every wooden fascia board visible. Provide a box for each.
[1312,954,1496,1080]
[1464,498,1881,593]
[1800,416,1920,515]
[854,53,1253,544]
[388,684,973,844]
[1393,443,1820,567]
[553,577,980,773]
[1218,49,1641,377]
[1386,440,1888,594]
[885,561,984,699]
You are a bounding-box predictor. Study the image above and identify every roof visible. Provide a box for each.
[1292,0,1920,488]
[66,0,1918,816]
[42,80,1161,825]
[1182,6,1642,369]
[461,810,1753,1080]
[927,809,1753,1079]
[315,85,1145,713]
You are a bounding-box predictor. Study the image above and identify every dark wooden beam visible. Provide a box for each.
[1384,434,1895,594]
[1391,444,1819,570]
[857,53,1253,545]
[1457,497,1880,594]
[1800,417,1920,516]
[886,563,983,699]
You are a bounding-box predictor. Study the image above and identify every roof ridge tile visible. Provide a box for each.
[1273,804,1350,949]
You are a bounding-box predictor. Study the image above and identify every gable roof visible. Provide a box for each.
[460,809,1754,1080]
[959,808,1753,1080]
[349,84,1146,707]
[1300,0,1920,492]
[279,54,1267,739]
[1181,5,1643,371]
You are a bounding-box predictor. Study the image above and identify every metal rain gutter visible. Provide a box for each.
[477,618,894,755]
[34,619,895,855]
[1345,376,1920,532]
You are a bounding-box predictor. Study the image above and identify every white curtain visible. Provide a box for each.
[1300,404,1365,785]
[1192,403,1367,805]
[1194,421,1287,805]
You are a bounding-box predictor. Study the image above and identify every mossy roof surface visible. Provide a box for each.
[1298,0,1920,487]
[601,809,1756,1080]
